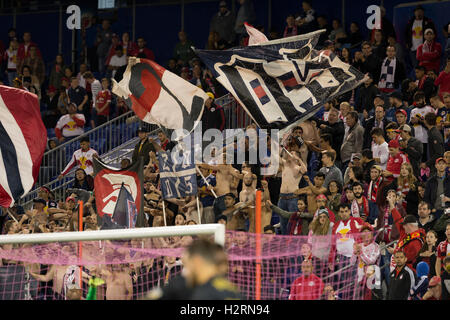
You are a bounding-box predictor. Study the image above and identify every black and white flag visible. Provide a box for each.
[195,30,366,132]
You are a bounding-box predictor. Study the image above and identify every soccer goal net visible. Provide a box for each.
[0,225,384,300]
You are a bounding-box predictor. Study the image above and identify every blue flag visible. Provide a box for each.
[194,30,365,132]
[158,147,197,199]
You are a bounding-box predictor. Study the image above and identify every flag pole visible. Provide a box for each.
[255,190,262,301]
[6,209,19,223]
[196,197,201,224]
[195,166,218,198]
[78,200,83,289]
[162,201,167,226]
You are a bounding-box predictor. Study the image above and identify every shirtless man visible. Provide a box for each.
[96,262,133,300]
[277,150,307,234]
[198,152,243,220]
[221,193,246,231]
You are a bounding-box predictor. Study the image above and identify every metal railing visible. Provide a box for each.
[38,110,154,187]
[217,93,253,130]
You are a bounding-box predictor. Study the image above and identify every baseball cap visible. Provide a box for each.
[317,207,329,217]
[435,157,445,164]
[395,109,407,117]
[401,215,418,225]
[400,124,412,132]
[80,136,90,143]
[33,198,46,205]
[219,0,227,7]
[424,28,434,35]
[66,196,76,203]
[371,164,382,172]
[352,153,362,160]
[137,127,146,133]
[316,194,327,200]
[388,140,399,148]
[206,92,215,100]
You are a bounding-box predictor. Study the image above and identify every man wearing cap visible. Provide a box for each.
[388,190,426,271]
[384,139,409,180]
[394,109,412,131]
[424,157,449,219]
[58,136,98,179]
[405,5,436,73]
[399,124,422,177]
[201,92,225,134]
[37,186,58,211]
[132,127,155,165]
[417,28,442,74]
[55,102,86,143]
[210,1,236,46]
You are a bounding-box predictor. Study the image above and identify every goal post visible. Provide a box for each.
[0,224,226,246]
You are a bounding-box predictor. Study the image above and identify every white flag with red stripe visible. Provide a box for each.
[244,22,269,46]
[112,57,208,135]
[0,86,47,207]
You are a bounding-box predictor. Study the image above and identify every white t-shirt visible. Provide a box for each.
[410,106,434,143]
[6,49,18,70]
[109,54,127,77]
[371,141,389,170]
[411,19,423,51]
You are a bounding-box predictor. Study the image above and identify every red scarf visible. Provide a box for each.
[383,206,392,243]
[351,197,369,221]
[368,177,382,202]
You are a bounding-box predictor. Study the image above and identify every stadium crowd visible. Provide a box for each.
[0,0,450,301]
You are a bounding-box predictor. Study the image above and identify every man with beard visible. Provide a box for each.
[350,182,378,223]
[410,91,435,161]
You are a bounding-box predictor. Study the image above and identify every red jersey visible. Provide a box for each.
[96,89,111,116]
[437,239,450,262]
[435,71,450,100]
[289,274,324,300]
[386,152,409,178]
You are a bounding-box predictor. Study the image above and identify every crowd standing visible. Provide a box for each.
[0,0,449,300]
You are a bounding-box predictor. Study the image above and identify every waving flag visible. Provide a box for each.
[195,30,366,133]
[93,157,146,227]
[158,145,197,199]
[112,57,208,135]
[0,86,47,207]
[244,22,269,46]
[101,183,138,230]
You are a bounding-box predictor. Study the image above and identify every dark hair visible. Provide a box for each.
[327,179,342,194]
[351,166,365,182]
[315,171,326,179]
[175,212,186,221]
[21,65,31,74]
[352,181,364,190]
[83,71,94,79]
[424,112,437,126]
[348,111,359,121]
[386,122,399,130]
[371,127,384,137]
[415,65,426,72]
[362,149,373,159]
[185,239,225,266]
[322,149,336,162]
[264,225,275,233]
[414,90,426,102]
[338,203,351,211]
[320,134,333,145]
[115,45,123,51]
[362,41,371,48]
[215,215,227,223]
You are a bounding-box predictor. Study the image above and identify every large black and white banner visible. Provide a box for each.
[195,30,365,131]
[158,147,197,199]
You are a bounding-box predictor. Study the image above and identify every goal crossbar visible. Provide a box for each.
[0,224,226,246]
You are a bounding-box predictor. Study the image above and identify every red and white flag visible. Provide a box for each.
[112,57,208,135]
[244,22,269,46]
[0,86,47,207]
